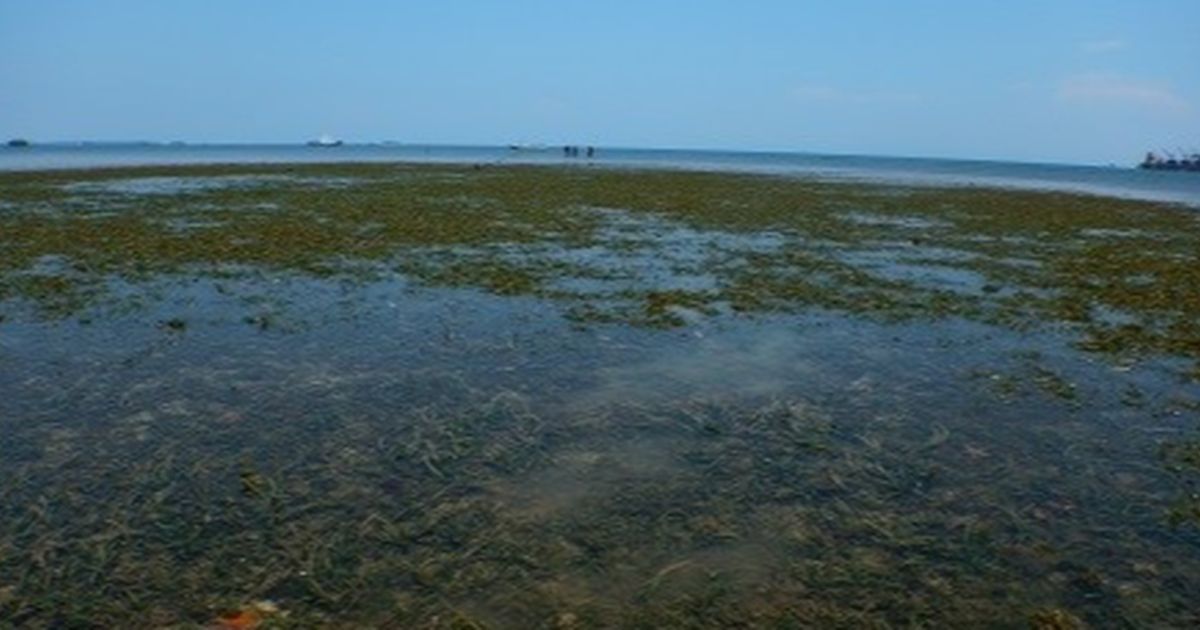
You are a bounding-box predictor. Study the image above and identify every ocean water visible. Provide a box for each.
[3,142,1199,206]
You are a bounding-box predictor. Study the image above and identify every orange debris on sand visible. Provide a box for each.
[214,608,261,630]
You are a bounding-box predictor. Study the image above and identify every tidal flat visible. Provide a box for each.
[1,163,1199,628]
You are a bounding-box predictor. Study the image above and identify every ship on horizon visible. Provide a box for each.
[1140,151,1199,172]
[307,134,343,148]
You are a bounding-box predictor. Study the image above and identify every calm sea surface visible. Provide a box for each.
[3,142,1199,206]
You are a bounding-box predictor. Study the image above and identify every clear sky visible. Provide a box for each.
[2,1,1197,164]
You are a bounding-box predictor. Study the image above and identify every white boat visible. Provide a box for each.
[508,143,548,151]
[307,134,343,148]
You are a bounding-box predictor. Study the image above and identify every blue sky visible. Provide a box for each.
[2,1,1197,164]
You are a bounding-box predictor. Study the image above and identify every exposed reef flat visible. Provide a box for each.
[1,163,1199,627]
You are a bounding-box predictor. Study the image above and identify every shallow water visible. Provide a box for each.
[1,165,1199,627]
[4,143,1200,206]
[3,276,1198,626]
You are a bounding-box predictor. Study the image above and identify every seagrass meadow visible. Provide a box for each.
[1,163,1199,628]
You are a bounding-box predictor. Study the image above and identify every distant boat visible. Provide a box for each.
[6,138,31,148]
[1140,151,1200,172]
[508,143,548,151]
[307,134,343,148]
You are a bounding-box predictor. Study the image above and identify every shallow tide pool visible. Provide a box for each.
[1,164,1198,628]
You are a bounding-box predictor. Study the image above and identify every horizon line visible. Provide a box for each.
[2,139,1140,169]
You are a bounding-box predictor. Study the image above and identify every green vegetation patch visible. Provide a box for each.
[2,162,1200,376]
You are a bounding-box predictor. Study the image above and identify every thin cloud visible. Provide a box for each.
[1057,74,1189,111]
[1080,38,1127,54]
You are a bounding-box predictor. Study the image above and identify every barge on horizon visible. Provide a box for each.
[1140,151,1200,172]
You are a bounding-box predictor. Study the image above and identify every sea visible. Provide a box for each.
[2,142,1199,206]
